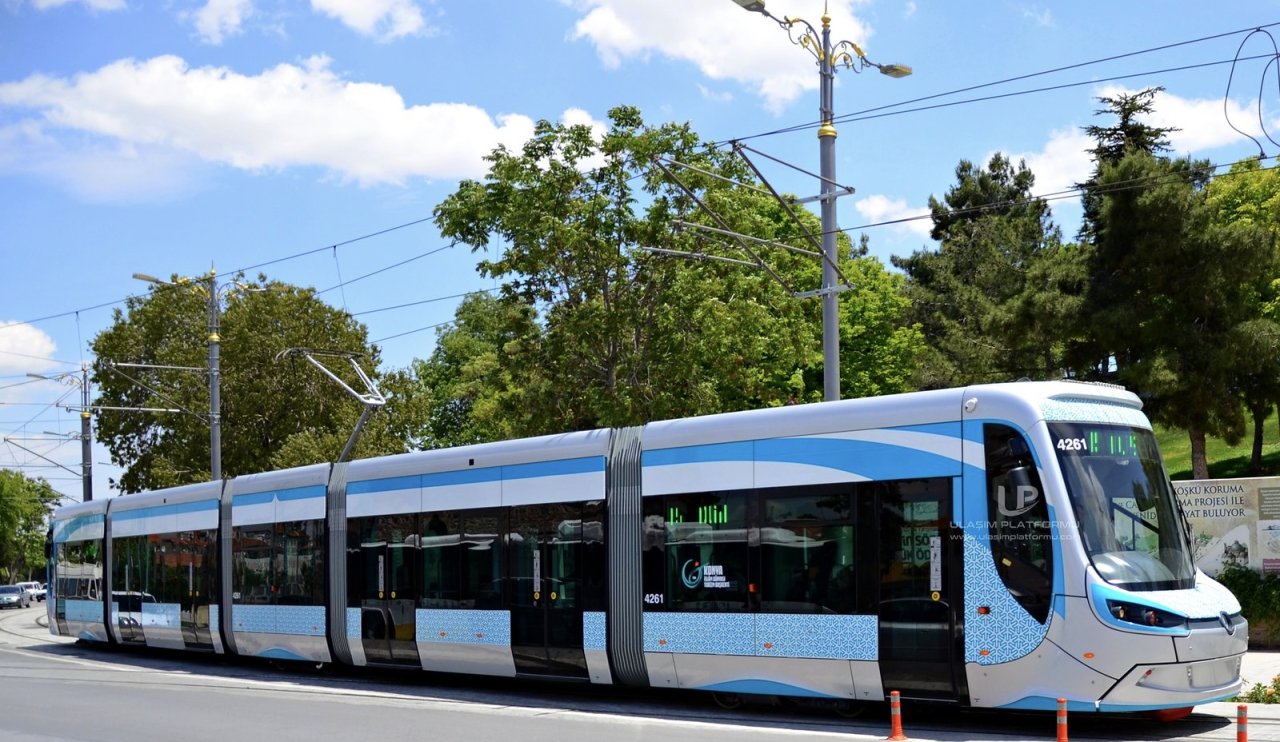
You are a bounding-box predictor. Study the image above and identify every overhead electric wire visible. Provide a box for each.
[318,242,457,296]
[836,153,1269,236]
[725,21,1280,145]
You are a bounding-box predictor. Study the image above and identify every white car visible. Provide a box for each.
[16,581,45,602]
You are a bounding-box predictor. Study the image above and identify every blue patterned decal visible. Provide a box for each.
[755,614,877,660]
[642,612,877,659]
[584,611,606,650]
[232,604,325,635]
[278,606,326,635]
[66,598,103,623]
[644,613,755,655]
[417,609,510,646]
[962,532,1051,663]
[141,602,181,627]
[1041,398,1148,428]
[346,607,361,639]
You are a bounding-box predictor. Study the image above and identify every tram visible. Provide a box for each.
[47,380,1246,713]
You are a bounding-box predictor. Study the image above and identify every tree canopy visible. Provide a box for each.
[430,105,920,438]
[894,153,1072,388]
[91,274,384,491]
[1081,151,1277,477]
[0,470,59,582]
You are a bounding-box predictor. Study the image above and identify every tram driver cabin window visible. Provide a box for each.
[984,424,1053,623]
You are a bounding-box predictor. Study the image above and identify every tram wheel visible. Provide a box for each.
[711,692,745,710]
[835,701,866,718]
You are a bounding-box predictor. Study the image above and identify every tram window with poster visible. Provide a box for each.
[645,492,749,612]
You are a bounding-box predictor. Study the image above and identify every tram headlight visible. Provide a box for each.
[1106,599,1187,629]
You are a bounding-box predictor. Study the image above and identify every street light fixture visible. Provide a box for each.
[732,0,910,401]
[27,366,93,502]
[133,270,236,482]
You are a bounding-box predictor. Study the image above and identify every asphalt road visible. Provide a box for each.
[0,604,1270,742]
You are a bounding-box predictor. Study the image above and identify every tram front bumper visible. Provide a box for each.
[1098,654,1244,711]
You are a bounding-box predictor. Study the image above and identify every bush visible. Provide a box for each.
[1216,564,1280,642]
[1238,674,1280,703]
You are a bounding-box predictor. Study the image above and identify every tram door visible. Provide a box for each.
[507,504,589,678]
[353,515,420,666]
[876,478,964,700]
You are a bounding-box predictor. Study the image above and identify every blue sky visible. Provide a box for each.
[2,0,1279,502]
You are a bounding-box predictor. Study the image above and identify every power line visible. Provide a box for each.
[726,22,1280,144]
[2,215,442,335]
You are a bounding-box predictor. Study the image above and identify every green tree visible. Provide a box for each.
[1202,158,1280,473]
[432,106,919,437]
[91,275,381,491]
[0,470,59,582]
[1077,87,1175,243]
[893,153,1071,388]
[1084,151,1277,478]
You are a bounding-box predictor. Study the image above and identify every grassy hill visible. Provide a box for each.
[1157,411,1280,480]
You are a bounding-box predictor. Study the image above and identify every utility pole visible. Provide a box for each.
[26,367,94,501]
[133,270,232,482]
[78,364,92,502]
[732,0,910,401]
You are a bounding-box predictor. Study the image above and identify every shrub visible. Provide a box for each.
[1238,674,1280,703]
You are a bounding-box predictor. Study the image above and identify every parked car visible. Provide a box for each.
[0,585,31,609]
[16,581,44,602]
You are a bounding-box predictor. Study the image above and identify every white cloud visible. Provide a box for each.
[311,0,428,41]
[0,322,59,376]
[1094,84,1280,157]
[0,55,542,189]
[1006,126,1094,195]
[854,194,931,238]
[191,0,254,45]
[567,0,876,115]
[31,0,125,9]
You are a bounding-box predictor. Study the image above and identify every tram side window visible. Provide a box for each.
[276,520,324,605]
[57,540,102,599]
[421,511,462,608]
[985,424,1054,623]
[232,525,275,604]
[759,486,856,614]
[581,500,606,612]
[112,535,149,595]
[641,497,668,609]
[658,491,749,612]
[147,533,185,606]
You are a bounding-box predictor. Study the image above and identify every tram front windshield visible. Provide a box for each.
[1050,423,1194,591]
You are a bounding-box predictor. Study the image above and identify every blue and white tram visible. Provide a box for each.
[48,381,1246,713]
